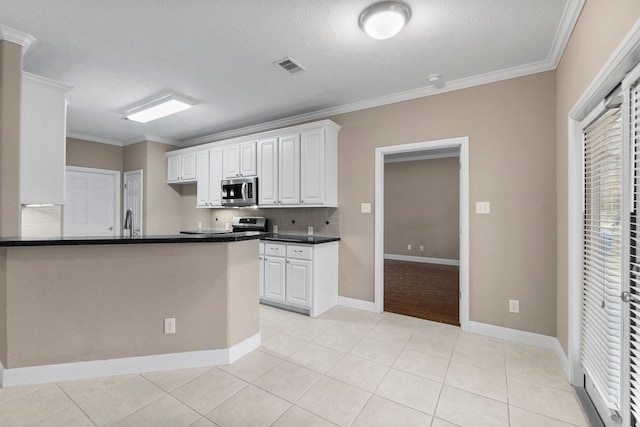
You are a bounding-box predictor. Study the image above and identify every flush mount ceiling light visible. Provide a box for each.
[358,1,412,40]
[124,94,195,123]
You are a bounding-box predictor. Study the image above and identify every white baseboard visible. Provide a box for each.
[468,321,570,379]
[384,254,460,266]
[338,296,376,312]
[0,333,260,388]
[553,338,571,381]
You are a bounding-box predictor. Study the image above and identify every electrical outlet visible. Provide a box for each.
[407,244,412,250]
[361,203,371,213]
[164,318,176,334]
[273,225,278,233]
[509,300,519,313]
[476,201,491,214]
[420,245,424,251]
[308,226,314,235]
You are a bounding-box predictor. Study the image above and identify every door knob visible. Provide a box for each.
[622,291,639,303]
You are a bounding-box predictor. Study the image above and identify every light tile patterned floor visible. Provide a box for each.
[0,305,589,427]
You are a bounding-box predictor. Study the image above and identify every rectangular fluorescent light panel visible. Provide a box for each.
[125,94,194,123]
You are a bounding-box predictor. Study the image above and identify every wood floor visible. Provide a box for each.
[384,259,459,326]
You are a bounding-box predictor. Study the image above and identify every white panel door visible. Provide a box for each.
[258,137,278,206]
[264,257,286,302]
[223,144,240,178]
[278,134,300,205]
[286,258,312,308]
[196,150,210,207]
[239,141,257,176]
[209,147,223,206]
[300,128,325,205]
[64,168,118,236]
[124,170,143,236]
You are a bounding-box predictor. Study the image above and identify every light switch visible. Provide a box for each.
[361,203,371,213]
[476,201,491,214]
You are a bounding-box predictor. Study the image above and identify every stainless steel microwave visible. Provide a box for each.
[221,177,258,207]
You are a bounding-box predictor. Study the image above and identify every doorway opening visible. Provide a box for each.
[374,137,470,330]
[383,153,460,325]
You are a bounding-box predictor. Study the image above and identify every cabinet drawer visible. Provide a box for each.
[264,243,286,257]
[287,244,312,260]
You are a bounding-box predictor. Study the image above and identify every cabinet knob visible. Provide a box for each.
[274,201,277,204]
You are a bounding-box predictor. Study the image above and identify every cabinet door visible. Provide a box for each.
[181,152,197,181]
[286,258,312,308]
[300,128,325,205]
[264,257,286,302]
[278,134,300,205]
[209,147,223,206]
[239,141,257,176]
[21,76,69,204]
[167,155,181,182]
[196,151,210,207]
[258,138,278,206]
[223,144,240,178]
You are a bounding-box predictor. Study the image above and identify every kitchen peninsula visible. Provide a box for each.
[0,232,265,387]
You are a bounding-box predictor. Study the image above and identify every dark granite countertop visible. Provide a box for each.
[0,231,269,247]
[261,234,340,244]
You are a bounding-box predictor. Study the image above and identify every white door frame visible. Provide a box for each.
[64,166,121,237]
[374,136,470,330]
[566,19,640,425]
[123,169,143,236]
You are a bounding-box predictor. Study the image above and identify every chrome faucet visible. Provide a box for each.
[124,208,134,238]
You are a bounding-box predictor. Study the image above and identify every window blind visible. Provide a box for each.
[629,82,640,426]
[582,106,623,414]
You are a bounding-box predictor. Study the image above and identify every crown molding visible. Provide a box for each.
[23,72,73,92]
[181,59,557,147]
[123,134,179,147]
[0,25,35,52]
[548,0,585,68]
[85,1,585,149]
[66,132,124,146]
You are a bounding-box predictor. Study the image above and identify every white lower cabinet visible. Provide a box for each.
[259,241,338,317]
[263,255,286,302]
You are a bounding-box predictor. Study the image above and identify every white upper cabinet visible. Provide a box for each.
[258,137,278,206]
[278,134,301,205]
[208,147,223,206]
[196,147,223,208]
[20,73,72,205]
[301,127,338,206]
[223,141,257,178]
[167,119,340,207]
[196,150,210,207]
[167,151,196,183]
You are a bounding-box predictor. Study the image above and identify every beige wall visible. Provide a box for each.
[555,2,640,352]
[331,71,557,336]
[1,240,258,368]
[0,41,23,238]
[147,141,182,234]
[384,157,459,259]
[66,137,123,171]
[123,141,182,235]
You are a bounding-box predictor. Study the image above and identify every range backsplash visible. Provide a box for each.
[208,207,339,236]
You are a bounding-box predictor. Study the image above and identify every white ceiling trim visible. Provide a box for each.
[123,135,179,147]
[0,25,35,52]
[66,132,124,147]
[548,0,585,68]
[181,58,558,147]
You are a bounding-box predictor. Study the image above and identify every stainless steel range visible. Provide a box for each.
[180,217,267,235]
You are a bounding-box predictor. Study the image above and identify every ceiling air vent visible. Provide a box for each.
[275,57,306,74]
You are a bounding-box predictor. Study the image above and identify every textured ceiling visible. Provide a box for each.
[0,0,581,146]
